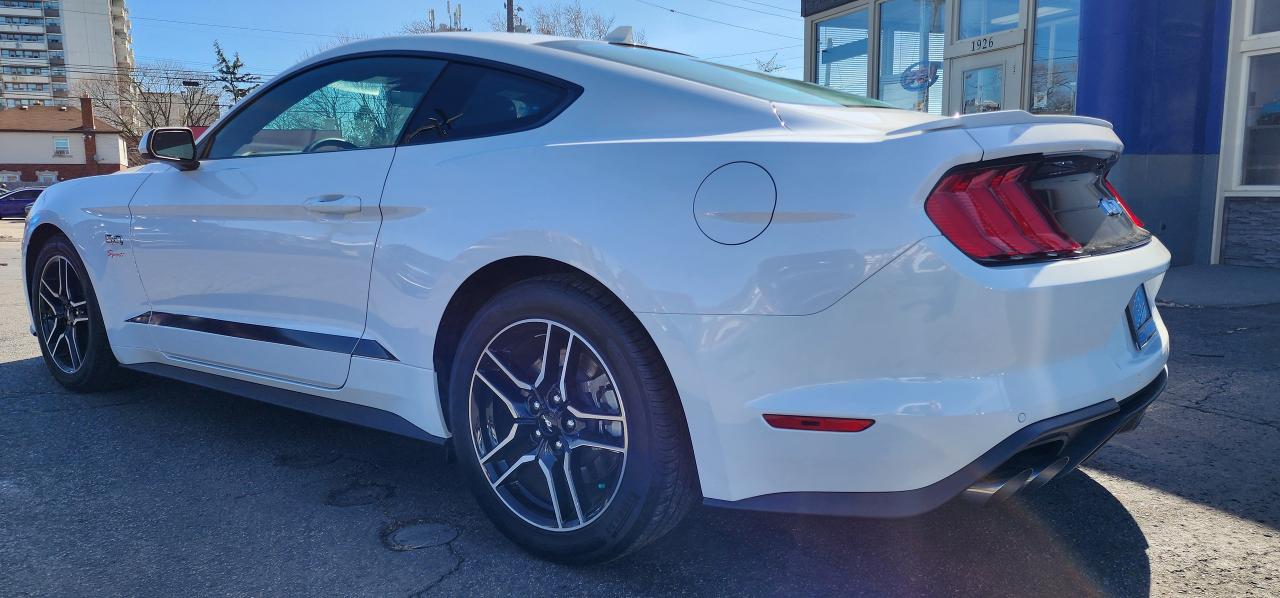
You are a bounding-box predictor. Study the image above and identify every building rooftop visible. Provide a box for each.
[0,106,119,134]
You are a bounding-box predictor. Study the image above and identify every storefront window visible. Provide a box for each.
[1243,52,1280,185]
[1254,0,1280,35]
[879,0,948,114]
[815,9,870,96]
[1029,0,1080,114]
[959,0,1020,39]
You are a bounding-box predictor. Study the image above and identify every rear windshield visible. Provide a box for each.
[541,40,893,109]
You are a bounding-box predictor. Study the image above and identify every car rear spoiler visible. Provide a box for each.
[887,110,1114,137]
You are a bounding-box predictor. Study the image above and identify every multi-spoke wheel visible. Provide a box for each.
[470,319,628,531]
[30,235,129,391]
[36,255,90,374]
[449,275,698,564]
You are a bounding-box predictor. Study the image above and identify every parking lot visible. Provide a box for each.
[1,217,1277,597]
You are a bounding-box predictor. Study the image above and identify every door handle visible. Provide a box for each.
[303,194,362,215]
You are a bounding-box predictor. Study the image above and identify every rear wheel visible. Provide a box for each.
[31,236,130,392]
[448,275,697,564]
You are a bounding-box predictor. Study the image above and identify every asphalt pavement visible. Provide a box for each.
[1,217,1277,597]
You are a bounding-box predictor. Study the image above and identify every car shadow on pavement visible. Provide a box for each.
[0,355,1150,597]
[603,474,1150,596]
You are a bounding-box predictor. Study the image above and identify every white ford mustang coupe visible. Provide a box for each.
[22,32,1169,563]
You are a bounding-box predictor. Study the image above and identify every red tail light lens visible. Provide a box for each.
[764,414,875,433]
[926,164,1082,262]
[1104,180,1143,228]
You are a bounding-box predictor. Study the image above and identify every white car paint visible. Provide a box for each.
[22,33,1169,506]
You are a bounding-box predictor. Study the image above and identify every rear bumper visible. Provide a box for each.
[704,367,1166,518]
[641,236,1172,503]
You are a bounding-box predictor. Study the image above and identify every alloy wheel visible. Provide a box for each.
[35,255,90,374]
[468,319,628,532]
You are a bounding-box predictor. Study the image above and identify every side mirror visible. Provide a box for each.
[140,128,199,171]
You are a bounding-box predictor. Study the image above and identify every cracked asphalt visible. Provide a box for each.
[1,218,1278,597]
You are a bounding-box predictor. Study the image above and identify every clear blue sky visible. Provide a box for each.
[125,0,806,80]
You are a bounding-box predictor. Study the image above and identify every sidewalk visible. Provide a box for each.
[1157,265,1280,307]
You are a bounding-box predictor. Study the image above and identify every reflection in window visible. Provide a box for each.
[207,57,445,159]
[1255,0,1280,35]
[262,78,424,152]
[1029,0,1080,115]
[1243,52,1280,185]
[879,0,948,114]
[404,63,568,144]
[962,65,1004,113]
[959,0,1020,39]
[815,9,870,96]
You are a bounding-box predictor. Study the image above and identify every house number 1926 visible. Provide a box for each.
[971,36,996,52]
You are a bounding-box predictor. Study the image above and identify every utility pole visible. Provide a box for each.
[506,0,515,32]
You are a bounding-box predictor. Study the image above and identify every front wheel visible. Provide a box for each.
[448,275,698,564]
[30,236,130,391]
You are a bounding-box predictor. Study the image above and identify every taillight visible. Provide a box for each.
[926,163,1082,262]
[1104,180,1143,228]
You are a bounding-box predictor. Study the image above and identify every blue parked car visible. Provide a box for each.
[0,187,42,219]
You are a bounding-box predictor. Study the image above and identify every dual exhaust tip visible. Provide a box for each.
[961,456,1071,507]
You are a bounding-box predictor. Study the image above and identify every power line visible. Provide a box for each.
[629,0,803,40]
[736,53,803,68]
[733,0,796,11]
[12,61,281,81]
[55,6,341,39]
[698,0,799,20]
[704,44,802,59]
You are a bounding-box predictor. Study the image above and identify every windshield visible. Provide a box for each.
[541,40,894,109]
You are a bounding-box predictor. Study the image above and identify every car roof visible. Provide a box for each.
[283,33,676,84]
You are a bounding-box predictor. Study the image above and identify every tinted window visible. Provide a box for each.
[542,40,893,109]
[207,57,446,159]
[10,190,39,200]
[403,63,568,145]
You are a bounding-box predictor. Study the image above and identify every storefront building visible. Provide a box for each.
[802,0,1278,268]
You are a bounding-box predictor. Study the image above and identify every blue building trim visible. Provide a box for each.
[1077,0,1232,155]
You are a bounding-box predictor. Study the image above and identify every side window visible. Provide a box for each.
[206,57,446,159]
[404,62,570,144]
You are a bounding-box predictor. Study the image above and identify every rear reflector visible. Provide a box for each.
[764,414,875,433]
[926,163,1082,261]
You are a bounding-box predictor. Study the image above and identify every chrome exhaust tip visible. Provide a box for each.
[962,468,1034,506]
[1024,456,1071,491]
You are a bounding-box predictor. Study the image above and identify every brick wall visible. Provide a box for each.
[1222,198,1280,269]
[0,162,125,184]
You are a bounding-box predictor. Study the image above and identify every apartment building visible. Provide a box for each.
[0,0,134,110]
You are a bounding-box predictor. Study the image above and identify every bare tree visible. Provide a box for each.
[78,62,224,162]
[301,32,368,60]
[754,54,785,74]
[487,1,646,43]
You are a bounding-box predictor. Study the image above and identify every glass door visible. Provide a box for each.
[948,46,1023,113]
[943,0,1029,113]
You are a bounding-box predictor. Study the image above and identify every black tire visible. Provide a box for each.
[30,235,131,392]
[448,275,698,564]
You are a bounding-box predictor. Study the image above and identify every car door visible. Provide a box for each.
[129,56,446,388]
